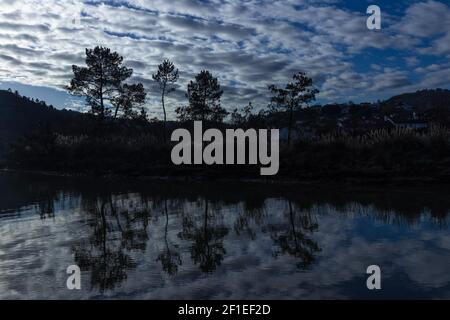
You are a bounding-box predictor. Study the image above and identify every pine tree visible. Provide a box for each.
[269,72,319,145]
[153,59,179,141]
[68,46,145,119]
[176,70,228,123]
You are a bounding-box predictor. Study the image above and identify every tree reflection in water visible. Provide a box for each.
[72,196,150,292]
[157,198,182,276]
[66,187,445,292]
[178,200,229,273]
[2,172,450,299]
[70,194,324,290]
[269,200,321,269]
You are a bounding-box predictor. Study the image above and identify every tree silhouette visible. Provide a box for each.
[269,72,319,145]
[231,102,254,128]
[67,46,145,119]
[176,70,228,123]
[153,59,179,141]
[112,83,146,120]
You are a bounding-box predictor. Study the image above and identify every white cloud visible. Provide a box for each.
[0,0,449,118]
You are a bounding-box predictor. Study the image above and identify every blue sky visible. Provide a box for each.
[0,0,449,118]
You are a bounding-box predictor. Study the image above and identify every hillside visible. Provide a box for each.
[0,89,159,158]
[0,89,91,142]
[385,89,450,109]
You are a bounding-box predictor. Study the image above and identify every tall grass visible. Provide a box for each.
[6,124,450,181]
[280,125,450,180]
[310,125,450,149]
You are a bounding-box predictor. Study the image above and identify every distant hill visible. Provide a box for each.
[0,89,165,159]
[0,89,92,156]
[385,89,450,109]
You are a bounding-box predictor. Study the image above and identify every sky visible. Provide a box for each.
[0,0,449,119]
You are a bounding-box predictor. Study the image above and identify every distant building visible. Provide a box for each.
[398,103,414,112]
[395,120,428,129]
[384,116,428,129]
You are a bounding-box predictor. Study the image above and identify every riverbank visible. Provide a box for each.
[2,166,450,187]
[4,125,450,186]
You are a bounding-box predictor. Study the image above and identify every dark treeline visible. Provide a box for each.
[2,46,450,182]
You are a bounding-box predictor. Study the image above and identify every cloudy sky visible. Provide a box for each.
[0,0,449,119]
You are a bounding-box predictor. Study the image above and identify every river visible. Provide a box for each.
[0,171,449,299]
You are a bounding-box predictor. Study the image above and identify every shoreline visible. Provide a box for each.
[2,167,450,187]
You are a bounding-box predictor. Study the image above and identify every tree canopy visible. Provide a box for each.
[68,46,146,119]
[176,70,228,123]
[269,72,319,144]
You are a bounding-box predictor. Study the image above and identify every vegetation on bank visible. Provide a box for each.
[2,46,450,182]
[5,122,450,182]
[282,125,450,181]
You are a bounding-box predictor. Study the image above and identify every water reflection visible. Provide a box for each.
[179,200,229,273]
[157,198,182,276]
[72,196,149,292]
[0,172,450,299]
[269,201,321,269]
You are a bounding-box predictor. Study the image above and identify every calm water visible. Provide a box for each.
[0,171,449,299]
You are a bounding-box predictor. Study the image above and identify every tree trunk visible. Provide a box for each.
[164,198,170,254]
[162,82,167,142]
[288,104,294,146]
[100,65,105,119]
[288,200,299,250]
[114,104,119,118]
[204,200,208,241]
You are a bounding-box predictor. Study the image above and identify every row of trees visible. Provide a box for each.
[68,46,318,144]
